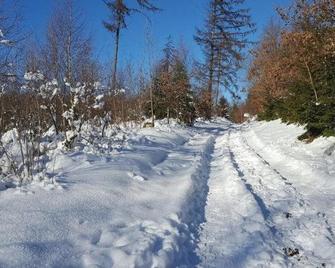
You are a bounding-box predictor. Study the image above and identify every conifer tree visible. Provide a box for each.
[278,0,335,138]
[146,39,195,125]
[247,0,335,138]
[195,0,254,119]
[172,57,195,125]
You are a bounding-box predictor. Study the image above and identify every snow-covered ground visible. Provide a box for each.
[197,120,335,267]
[0,119,334,267]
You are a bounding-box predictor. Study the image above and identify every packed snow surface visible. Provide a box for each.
[0,119,334,267]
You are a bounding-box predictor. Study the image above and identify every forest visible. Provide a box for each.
[0,1,335,267]
[1,0,334,183]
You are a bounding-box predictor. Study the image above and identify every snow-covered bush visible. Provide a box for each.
[62,81,107,149]
[0,71,63,184]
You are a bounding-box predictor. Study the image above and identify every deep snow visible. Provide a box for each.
[0,119,335,267]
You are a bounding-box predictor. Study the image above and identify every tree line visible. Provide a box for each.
[0,0,254,182]
[243,0,335,140]
[3,0,331,183]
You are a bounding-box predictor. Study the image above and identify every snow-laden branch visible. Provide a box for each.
[0,28,13,46]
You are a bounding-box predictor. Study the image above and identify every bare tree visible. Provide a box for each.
[42,0,95,88]
[0,0,24,86]
[37,0,99,131]
[102,0,159,95]
[0,0,24,133]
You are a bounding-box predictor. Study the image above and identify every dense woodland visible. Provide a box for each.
[0,0,334,181]
[243,0,335,139]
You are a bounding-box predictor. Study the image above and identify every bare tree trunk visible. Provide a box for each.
[17,130,26,184]
[144,24,155,127]
[110,23,121,121]
[0,98,3,131]
[207,1,218,120]
[121,97,125,122]
[111,23,121,94]
[167,107,170,124]
[215,49,223,116]
[66,33,73,83]
[102,120,108,138]
[65,1,73,84]
[205,43,215,120]
[47,107,59,135]
[208,42,215,101]
[150,84,154,127]
[304,61,319,103]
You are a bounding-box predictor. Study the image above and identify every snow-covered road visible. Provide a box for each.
[197,122,335,267]
[0,119,334,267]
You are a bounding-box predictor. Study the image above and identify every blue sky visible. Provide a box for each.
[22,0,291,99]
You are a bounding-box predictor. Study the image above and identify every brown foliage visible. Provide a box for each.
[246,0,335,115]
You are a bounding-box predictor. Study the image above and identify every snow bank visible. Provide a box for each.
[196,119,335,267]
[242,119,335,259]
[243,119,335,190]
[0,120,215,267]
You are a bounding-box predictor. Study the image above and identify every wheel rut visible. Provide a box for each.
[228,129,335,266]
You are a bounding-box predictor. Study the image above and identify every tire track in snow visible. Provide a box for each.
[227,141,276,235]
[227,131,292,262]
[228,129,335,267]
[239,129,335,246]
[197,131,287,267]
[239,132,306,206]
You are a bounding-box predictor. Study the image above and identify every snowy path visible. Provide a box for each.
[1,119,335,267]
[197,124,335,267]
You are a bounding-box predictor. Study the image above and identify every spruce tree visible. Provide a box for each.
[146,39,195,125]
[150,37,177,120]
[172,58,195,125]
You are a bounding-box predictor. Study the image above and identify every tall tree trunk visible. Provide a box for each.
[66,2,73,84]
[215,49,223,115]
[207,42,215,119]
[206,2,218,119]
[150,83,155,127]
[110,22,121,120]
[208,43,215,95]
[111,23,121,94]
[66,32,72,83]
[304,60,319,103]
[167,107,170,124]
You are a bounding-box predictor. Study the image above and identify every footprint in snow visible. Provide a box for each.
[127,171,147,181]
[78,219,88,225]
[90,230,102,245]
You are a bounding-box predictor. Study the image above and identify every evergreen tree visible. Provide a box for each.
[172,58,195,125]
[145,39,195,125]
[249,0,335,139]
[160,35,176,73]
[148,37,176,120]
[195,0,254,119]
